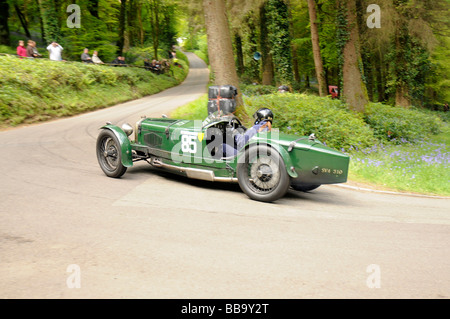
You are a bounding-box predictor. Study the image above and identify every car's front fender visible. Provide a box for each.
[100,125,133,167]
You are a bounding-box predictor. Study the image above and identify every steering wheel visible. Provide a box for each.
[228,116,243,129]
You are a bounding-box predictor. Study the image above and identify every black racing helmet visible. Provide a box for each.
[253,108,273,125]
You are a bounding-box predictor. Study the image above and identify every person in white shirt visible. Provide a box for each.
[92,51,104,64]
[46,42,63,61]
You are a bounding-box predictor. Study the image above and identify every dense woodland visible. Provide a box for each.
[1,0,449,111]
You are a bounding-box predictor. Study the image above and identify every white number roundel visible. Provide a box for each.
[181,134,197,153]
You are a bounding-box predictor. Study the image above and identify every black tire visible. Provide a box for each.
[291,183,321,192]
[96,129,127,178]
[237,145,290,202]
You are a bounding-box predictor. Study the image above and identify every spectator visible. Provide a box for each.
[111,56,126,66]
[144,58,151,71]
[111,56,120,65]
[168,50,176,59]
[160,59,171,75]
[92,51,104,64]
[17,40,27,57]
[81,48,93,63]
[120,56,128,66]
[444,103,449,112]
[26,40,41,58]
[150,59,161,74]
[47,42,63,61]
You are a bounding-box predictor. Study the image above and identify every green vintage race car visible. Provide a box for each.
[96,111,350,202]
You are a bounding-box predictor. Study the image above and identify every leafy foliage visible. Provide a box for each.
[265,0,293,85]
[0,55,188,126]
[364,102,443,142]
[240,84,278,96]
[244,93,376,150]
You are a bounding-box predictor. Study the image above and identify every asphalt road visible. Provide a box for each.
[0,52,449,299]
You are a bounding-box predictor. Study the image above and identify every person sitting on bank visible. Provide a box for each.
[111,56,127,66]
[17,40,27,57]
[26,40,42,58]
[81,48,93,63]
[92,51,104,64]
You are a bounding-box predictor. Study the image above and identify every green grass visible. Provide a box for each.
[0,55,188,127]
[170,94,209,119]
[348,133,450,196]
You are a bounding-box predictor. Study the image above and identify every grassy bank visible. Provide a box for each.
[171,91,449,196]
[348,132,449,196]
[0,54,188,128]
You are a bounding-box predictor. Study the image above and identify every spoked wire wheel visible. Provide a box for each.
[96,129,127,178]
[237,145,290,202]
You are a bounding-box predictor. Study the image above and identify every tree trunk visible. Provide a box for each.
[306,0,327,96]
[235,33,244,77]
[394,24,411,107]
[376,50,385,102]
[0,0,10,45]
[149,0,160,60]
[260,2,273,86]
[266,0,293,85]
[339,0,368,112]
[87,0,99,19]
[287,0,300,83]
[35,0,45,42]
[38,0,61,43]
[117,0,127,55]
[14,4,32,39]
[203,0,245,116]
[395,85,410,107]
[137,3,144,46]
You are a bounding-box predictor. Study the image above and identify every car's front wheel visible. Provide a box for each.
[237,145,290,202]
[96,129,127,178]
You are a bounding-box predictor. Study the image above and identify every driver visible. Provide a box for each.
[222,108,273,157]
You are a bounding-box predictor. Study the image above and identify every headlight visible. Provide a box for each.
[122,123,133,136]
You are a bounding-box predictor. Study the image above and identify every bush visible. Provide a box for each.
[241,84,278,96]
[244,93,377,150]
[364,103,443,142]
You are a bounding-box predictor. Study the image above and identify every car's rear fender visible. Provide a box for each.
[100,125,133,167]
[240,140,298,179]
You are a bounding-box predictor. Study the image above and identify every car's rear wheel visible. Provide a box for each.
[96,129,127,178]
[237,145,290,202]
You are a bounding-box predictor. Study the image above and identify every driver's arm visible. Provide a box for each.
[234,120,269,150]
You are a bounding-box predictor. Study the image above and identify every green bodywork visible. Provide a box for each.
[101,117,350,185]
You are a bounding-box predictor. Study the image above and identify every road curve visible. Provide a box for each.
[0,52,449,299]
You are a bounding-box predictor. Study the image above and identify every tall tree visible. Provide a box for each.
[266,0,293,86]
[337,0,368,112]
[0,0,10,45]
[203,0,245,114]
[14,4,32,39]
[38,0,61,43]
[259,2,274,85]
[149,0,160,58]
[306,0,326,96]
[117,0,127,55]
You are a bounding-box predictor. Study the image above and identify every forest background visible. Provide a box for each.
[0,0,449,195]
[0,0,448,110]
